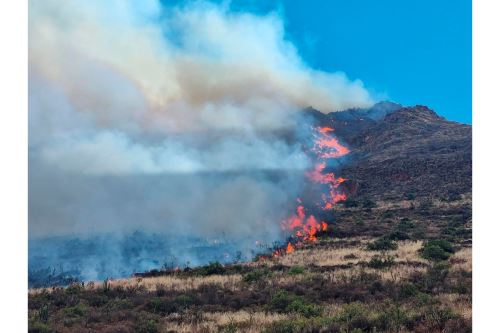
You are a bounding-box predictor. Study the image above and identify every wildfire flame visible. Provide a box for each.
[278,126,350,254]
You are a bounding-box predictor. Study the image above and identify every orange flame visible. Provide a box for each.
[312,126,350,159]
[275,126,349,257]
[318,126,334,133]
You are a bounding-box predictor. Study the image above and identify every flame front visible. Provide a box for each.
[279,126,350,253]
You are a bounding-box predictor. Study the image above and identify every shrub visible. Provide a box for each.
[398,218,416,231]
[419,262,451,292]
[286,299,321,318]
[335,302,371,332]
[63,304,86,317]
[106,298,134,311]
[288,266,305,275]
[366,237,398,251]
[264,320,305,333]
[387,230,410,241]
[399,283,419,298]
[198,261,226,276]
[175,294,196,309]
[135,319,158,333]
[421,245,451,261]
[381,210,394,219]
[65,283,84,294]
[427,240,454,253]
[374,303,409,331]
[420,240,454,261]
[243,268,270,283]
[367,256,395,269]
[268,290,292,312]
[155,284,167,297]
[268,290,320,317]
[221,318,238,333]
[38,305,49,322]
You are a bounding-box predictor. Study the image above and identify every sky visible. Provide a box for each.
[182,0,472,124]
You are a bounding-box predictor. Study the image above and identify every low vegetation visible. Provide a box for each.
[28,196,472,332]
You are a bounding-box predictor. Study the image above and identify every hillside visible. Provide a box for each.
[28,104,472,333]
[306,103,472,244]
[307,102,471,201]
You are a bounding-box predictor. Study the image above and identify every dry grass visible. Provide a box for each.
[438,293,472,320]
[29,274,243,295]
[161,311,288,333]
[28,239,430,296]
[110,274,243,292]
[273,239,427,267]
[372,193,472,211]
[450,247,472,272]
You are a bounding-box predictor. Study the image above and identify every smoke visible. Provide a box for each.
[28,0,373,281]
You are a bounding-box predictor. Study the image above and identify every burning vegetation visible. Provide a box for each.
[277,126,350,255]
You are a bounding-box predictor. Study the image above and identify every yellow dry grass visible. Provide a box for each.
[274,240,427,267]
[450,247,472,272]
[110,274,243,292]
[161,311,288,333]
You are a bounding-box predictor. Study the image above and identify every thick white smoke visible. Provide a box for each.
[28,0,374,279]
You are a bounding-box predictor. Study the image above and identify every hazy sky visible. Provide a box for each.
[182,0,472,124]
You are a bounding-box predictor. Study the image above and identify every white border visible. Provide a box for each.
[0,0,27,330]
[0,0,496,331]
[473,0,500,331]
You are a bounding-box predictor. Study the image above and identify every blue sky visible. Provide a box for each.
[173,0,471,124]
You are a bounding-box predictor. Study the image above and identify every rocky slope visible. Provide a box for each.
[307,102,472,201]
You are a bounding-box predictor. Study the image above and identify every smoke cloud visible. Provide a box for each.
[28,0,373,281]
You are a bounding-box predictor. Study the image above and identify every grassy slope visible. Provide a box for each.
[28,195,472,333]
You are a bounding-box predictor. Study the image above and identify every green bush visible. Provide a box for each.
[286,299,321,318]
[427,240,454,253]
[268,290,292,312]
[421,245,451,261]
[387,230,410,241]
[63,304,86,317]
[420,239,454,261]
[268,290,320,317]
[335,302,371,332]
[264,320,305,333]
[399,283,419,298]
[398,218,416,231]
[367,237,398,251]
[243,268,270,283]
[288,266,305,275]
[374,303,409,331]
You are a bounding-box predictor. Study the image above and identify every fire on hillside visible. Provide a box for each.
[275,126,350,256]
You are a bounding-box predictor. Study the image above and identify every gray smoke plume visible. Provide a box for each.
[28,0,373,283]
